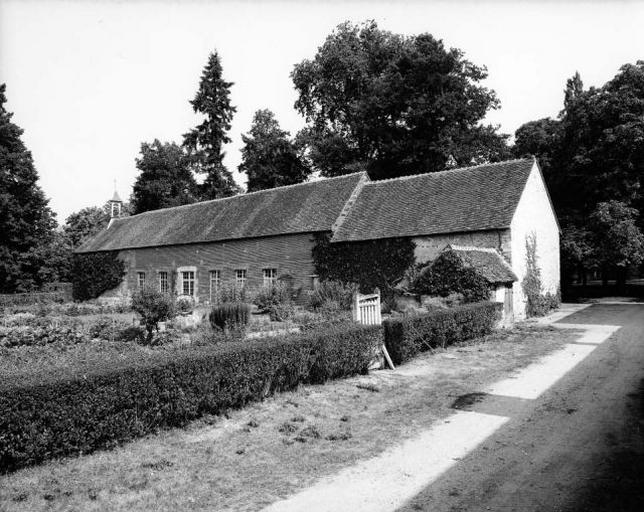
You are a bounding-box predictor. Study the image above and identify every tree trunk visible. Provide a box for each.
[616,267,627,293]
[601,266,609,288]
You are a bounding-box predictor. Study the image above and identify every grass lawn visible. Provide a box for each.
[0,324,580,512]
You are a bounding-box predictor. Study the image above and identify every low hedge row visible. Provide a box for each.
[0,324,381,472]
[383,302,502,364]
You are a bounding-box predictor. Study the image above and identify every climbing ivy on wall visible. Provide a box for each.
[71,251,126,301]
[522,233,559,317]
[312,233,415,297]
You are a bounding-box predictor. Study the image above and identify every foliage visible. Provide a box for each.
[0,323,381,471]
[305,279,358,311]
[521,234,560,317]
[131,287,176,343]
[215,284,249,304]
[312,233,415,298]
[0,83,58,293]
[560,223,596,285]
[252,282,295,321]
[183,52,240,200]
[131,140,199,214]
[71,252,126,301]
[589,201,644,271]
[291,21,509,180]
[175,295,195,315]
[209,302,252,331]
[0,316,133,349]
[239,109,310,192]
[383,301,501,364]
[252,282,291,311]
[62,206,110,249]
[514,62,644,235]
[412,250,491,303]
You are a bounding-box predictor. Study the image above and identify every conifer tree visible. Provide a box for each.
[183,52,240,199]
[0,83,57,292]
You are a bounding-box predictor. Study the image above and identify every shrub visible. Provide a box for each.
[306,280,359,311]
[131,287,176,343]
[383,301,502,365]
[71,252,126,301]
[215,285,248,304]
[175,295,195,315]
[209,303,252,331]
[412,250,491,303]
[87,316,131,341]
[0,323,381,472]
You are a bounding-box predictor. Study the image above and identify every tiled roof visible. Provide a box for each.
[448,245,517,283]
[76,173,367,253]
[331,158,535,242]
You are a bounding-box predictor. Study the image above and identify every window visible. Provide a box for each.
[159,271,169,294]
[209,270,221,302]
[235,269,247,289]
[263,268,277,288]
[137,272,145,289]
[181,270,195,296]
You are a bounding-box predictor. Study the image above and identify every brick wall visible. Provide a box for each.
[100,232,317,303]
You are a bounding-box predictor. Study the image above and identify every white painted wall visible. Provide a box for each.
[510,162,560,319]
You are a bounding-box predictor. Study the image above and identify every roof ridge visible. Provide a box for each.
[363,158,533,186]
[123,171,368,221]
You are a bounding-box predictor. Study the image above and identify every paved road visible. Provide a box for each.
[396,304,644,512]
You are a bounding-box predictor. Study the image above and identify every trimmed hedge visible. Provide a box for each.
[383,302,502,365]
[0,324,381,472]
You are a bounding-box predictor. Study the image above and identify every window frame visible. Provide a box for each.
[137,271,146,289]
[235,269,247,289]
[209,269,221,303]
[262,268,278,288]
[158,271,169,294]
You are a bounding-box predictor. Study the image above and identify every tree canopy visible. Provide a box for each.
[183,51,240,199]
[514,63,644,284]
[0,83,57,292]
[239,109,310,192]
[131,140,198,214]
[292,21,510,180]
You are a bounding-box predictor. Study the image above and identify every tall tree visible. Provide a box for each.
[588,201,644,287]
[291,21,509,180]
[183,52,240,199]
[239,109,310,192]
[131,140,198,214]
[63,206,111,249]
[0,83,57,292]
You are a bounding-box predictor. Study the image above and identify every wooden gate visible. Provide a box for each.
[352,288,382,325]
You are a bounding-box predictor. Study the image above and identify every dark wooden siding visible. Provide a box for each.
[109,233,317,303]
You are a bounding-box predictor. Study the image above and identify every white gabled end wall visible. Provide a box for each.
[510,161,561,319]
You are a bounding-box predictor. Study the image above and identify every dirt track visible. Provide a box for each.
[398,304,644,512]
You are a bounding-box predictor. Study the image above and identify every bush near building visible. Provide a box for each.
[383,301,502,364]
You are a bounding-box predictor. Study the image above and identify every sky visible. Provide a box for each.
[1,0,643,223]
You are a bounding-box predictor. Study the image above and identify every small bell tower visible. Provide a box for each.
[108,181,123,227]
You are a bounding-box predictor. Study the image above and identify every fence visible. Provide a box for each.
[352,288,382,325]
